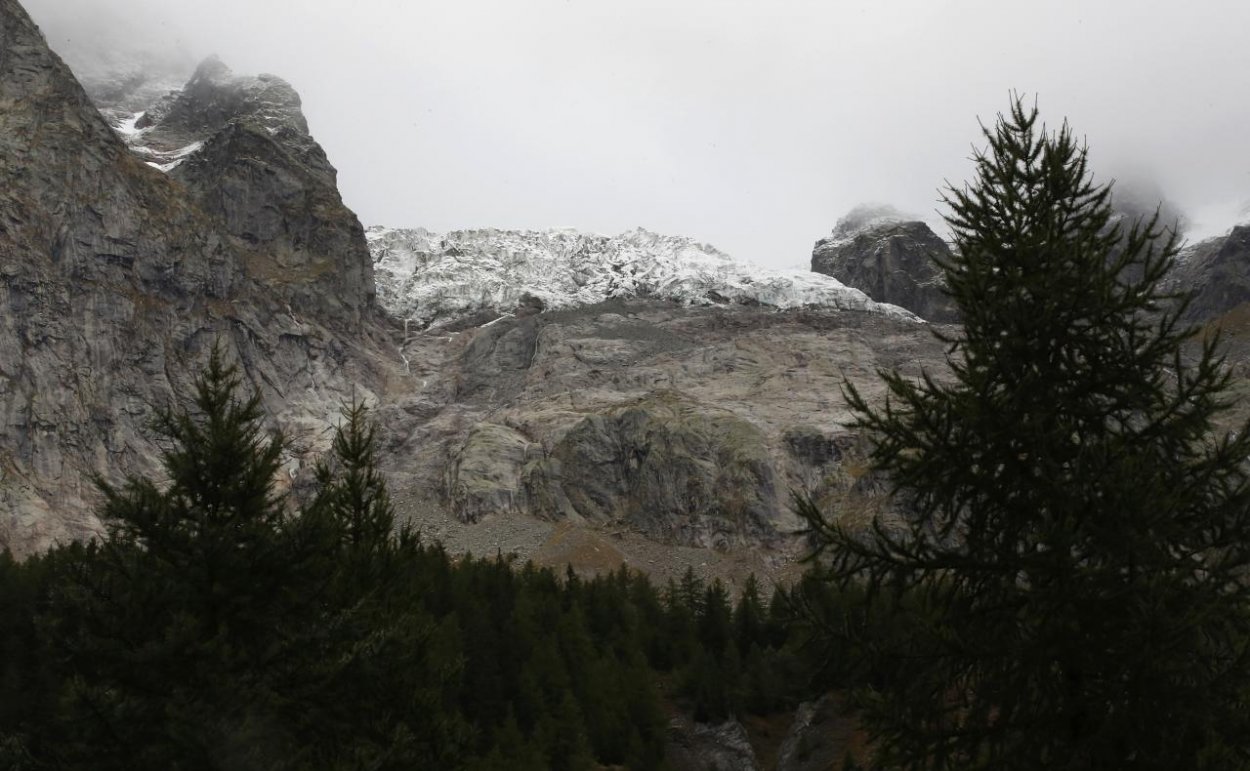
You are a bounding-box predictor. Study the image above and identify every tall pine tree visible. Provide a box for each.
[800,97,1250,769]
[50,345,301,768]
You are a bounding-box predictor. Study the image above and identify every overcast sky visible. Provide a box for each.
[24,0,1250,269]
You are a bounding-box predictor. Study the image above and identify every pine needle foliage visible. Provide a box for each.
[799,97,1250,770]
[309,398,395,553]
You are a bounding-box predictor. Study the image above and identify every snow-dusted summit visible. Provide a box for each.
[367,226,917,326]
[100,56,329,177]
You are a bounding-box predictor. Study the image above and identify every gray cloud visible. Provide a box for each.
[25,0,1250,268]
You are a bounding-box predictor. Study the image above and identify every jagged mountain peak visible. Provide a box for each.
[123,55,317,172]
[82,51,371,323]
[367,225,917,327]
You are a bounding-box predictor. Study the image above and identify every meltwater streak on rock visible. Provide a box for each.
[0,0,383,556]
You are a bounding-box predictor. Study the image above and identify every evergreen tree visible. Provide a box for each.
[733,574,768,654]
[698,579,734,658]
[308,398,396,553]
[47,345,301,768]
[800,97,1250,769]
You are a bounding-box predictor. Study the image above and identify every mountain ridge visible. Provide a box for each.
[369,224,918,328]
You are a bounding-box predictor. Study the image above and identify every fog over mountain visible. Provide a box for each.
[26,0,1250,268]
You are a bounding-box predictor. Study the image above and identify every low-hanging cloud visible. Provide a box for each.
[25,0,1250,268]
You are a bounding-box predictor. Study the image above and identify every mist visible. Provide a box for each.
[24,0,1250,269]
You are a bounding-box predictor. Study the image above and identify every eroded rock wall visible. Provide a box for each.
[0,0,383,555]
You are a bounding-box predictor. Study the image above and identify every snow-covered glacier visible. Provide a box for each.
[367,226,918,326]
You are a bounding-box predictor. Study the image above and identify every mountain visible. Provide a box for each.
[1167,225,1250,322]
[0,0,385,556]
[16,0,1250,584]
[362,227,935,561]
[811,205,958,323]
[378,295,936,555]
[1,0,946,572]
[107,54,376,326]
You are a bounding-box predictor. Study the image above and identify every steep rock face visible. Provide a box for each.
[0,0,382,555]
[123,56,375,328]
[1167,225,1250,322]
[173,118,374,327]
[446,423,539,523]
[525,391,790,548]
[379,299,945,555]
[812,206,957,323]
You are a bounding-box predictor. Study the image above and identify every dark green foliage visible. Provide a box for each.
[307,398,396,553]
[800,97,1250,769]
[45,348,308,768]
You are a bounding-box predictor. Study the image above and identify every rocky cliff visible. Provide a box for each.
[371,296,940,566]
[117,55,375,328]
[1167,225,1250,323]
[811,205,958,324]
[361,226,942,562]
[0,0,383,556]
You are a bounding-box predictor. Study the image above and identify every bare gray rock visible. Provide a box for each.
[665,716,761,771]
[812,207,957,323]
[0,0,385,556]
[378,299,947,555]
[1167,226,1250,323]
[776,694,858,771]
[447,423,538,523]
[526,390,788,548]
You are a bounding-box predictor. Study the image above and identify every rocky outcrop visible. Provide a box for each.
[525,391,791,548]
[665,716,761,771]
[812,205,957,323]
[1166,226,1250,323]
[379,299,945,554]
[447,423,538,523]
[776,694,865,771]
[0,0,382,555]
[127,56,375,328]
